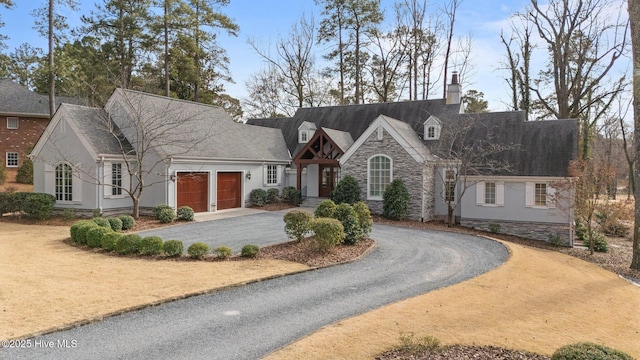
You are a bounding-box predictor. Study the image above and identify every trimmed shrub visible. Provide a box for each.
[16,158,33,184]
[584,231,609,253]
[162,240,184,257]
[0,192,16,215]
[139,236,164,256]
[333,203,361,245]
[115,234,142,255]
[250,188,268,207]
[157,207,176,224]
[92,217,111,228]
[62,208,76,221]
[488,223,501,234]
[176,206,195,221]
[241,244,260,258]
[266,188,280,204]
[86,227,113,248]
[551,342,633,360]
[101,232,122,251]
[213,245,233,259]
[23,193,56,220]
[118,214,135,230]
[153,204,173,219]
[353,201,372,239]
[314,199,337,218]
[282,186,302,206]
[383,179,410,220]
[107,217,123,232]
[331,175,361,205]
[0,163,6,185]
[284,210,312,241]
[70,220,95,242]
[188,242,209,259]
[310,218,345,252]
[75,222,99,245]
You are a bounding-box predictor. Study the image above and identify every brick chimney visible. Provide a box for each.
[446,71,461,105]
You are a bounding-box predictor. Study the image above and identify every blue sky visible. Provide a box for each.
[1,0,632,113]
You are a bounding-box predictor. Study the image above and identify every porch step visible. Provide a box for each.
[301,197,327,208]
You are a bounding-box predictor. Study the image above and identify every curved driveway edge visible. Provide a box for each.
[4,215,509,360]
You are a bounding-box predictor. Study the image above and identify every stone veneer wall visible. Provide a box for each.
[460,218,573,246]
[341,128,432,221]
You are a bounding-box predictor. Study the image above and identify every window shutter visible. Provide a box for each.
[263,165,268,186]
[122,167,130,196]
[476,182,485,205]
[496,182,505,206]
[525,182,534,207]
[44,164,54,194]
[72,168,82,202]
[104,162,112,198]
[547,185,556,208]
[276,165,282,185]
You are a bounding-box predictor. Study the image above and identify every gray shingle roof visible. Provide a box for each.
[0,79,87,115]
[321,128,353,153]
[112,89,290,162]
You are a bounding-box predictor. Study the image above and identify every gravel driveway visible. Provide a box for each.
[3,213,508,360]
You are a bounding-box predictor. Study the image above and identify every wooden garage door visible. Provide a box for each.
[217,172,242,210]
[177,172,209,213]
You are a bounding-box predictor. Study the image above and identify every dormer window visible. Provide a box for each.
[423,116,442,140]
[298,121,317,144]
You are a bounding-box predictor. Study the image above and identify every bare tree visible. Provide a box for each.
[366,25,408,102]
[243,65,293,118]
[629,0,640,270]
[433,116,514,226]
[441,0,463,99]
[500,18,533,118]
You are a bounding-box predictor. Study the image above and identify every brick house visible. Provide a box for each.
[0,79,85,176]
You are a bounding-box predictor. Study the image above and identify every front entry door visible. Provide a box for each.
[319,165,339,198]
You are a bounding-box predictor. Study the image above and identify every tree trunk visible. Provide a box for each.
[132,196,140,219]
[630,0,640,270]
[447,204,454,227]
[163,0,170,97]
[48,0,55,118]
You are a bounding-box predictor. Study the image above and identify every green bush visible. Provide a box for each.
[157,207,176,224]
[139,236,164,256]
[107,217,123,232]
[310,218,345,252]
[584,231,609,253]
[213,245,233,259]
[75,222,99,245]
[162,240,184,257]
[331,175,361,205]
[0,192,16,215]
[92,217,111,228]
[16,158,33,184]
[115,234,142,255]
[383,179,410,220]
[284,210,312,241]
[118,214,135,230]
[70,220,95,242]
[153,204,173,219]
[266,188,280,204]
[250,188,268,207]
[353,201,372,239]
[86,227,113,248]
[101,232,122,251]
[62,208,76,221]
[575,218,588,241]
[314,199,337,218]
[176,206,195,221]
[551,342,633,360]
[188,242,210,259]
[0,162,6,185]
[333,203,362,245]
[241,244,260,258]
[23,193,56,220]
[282,186,302,206]
[488,223,501,234]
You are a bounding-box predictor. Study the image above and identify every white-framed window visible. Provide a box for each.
[263,165,282,186]
[525,182,556,208]
[112,163,122,196]
[427,126,436,138]
[444,169,456,202]
[300,130,308,143]
[7,117,18,129]
[423,117,441,140]
[368,155,392,199]
[6,152,18,167]
[476,181,504,206]
[56,163,73,202]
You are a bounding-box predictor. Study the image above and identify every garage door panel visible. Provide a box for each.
[177,172,209,213]
[217,172,242,210]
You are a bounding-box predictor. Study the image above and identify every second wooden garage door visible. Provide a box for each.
[177,172,209,213]
[217,172,242,210]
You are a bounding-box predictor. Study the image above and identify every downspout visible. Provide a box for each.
[421,164,425,222]
[98,156,104,215]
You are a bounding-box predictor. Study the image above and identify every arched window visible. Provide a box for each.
[55,163,73,201]
[368,155,392,199]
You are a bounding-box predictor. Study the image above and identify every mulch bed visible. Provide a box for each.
[376,344,551,360]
